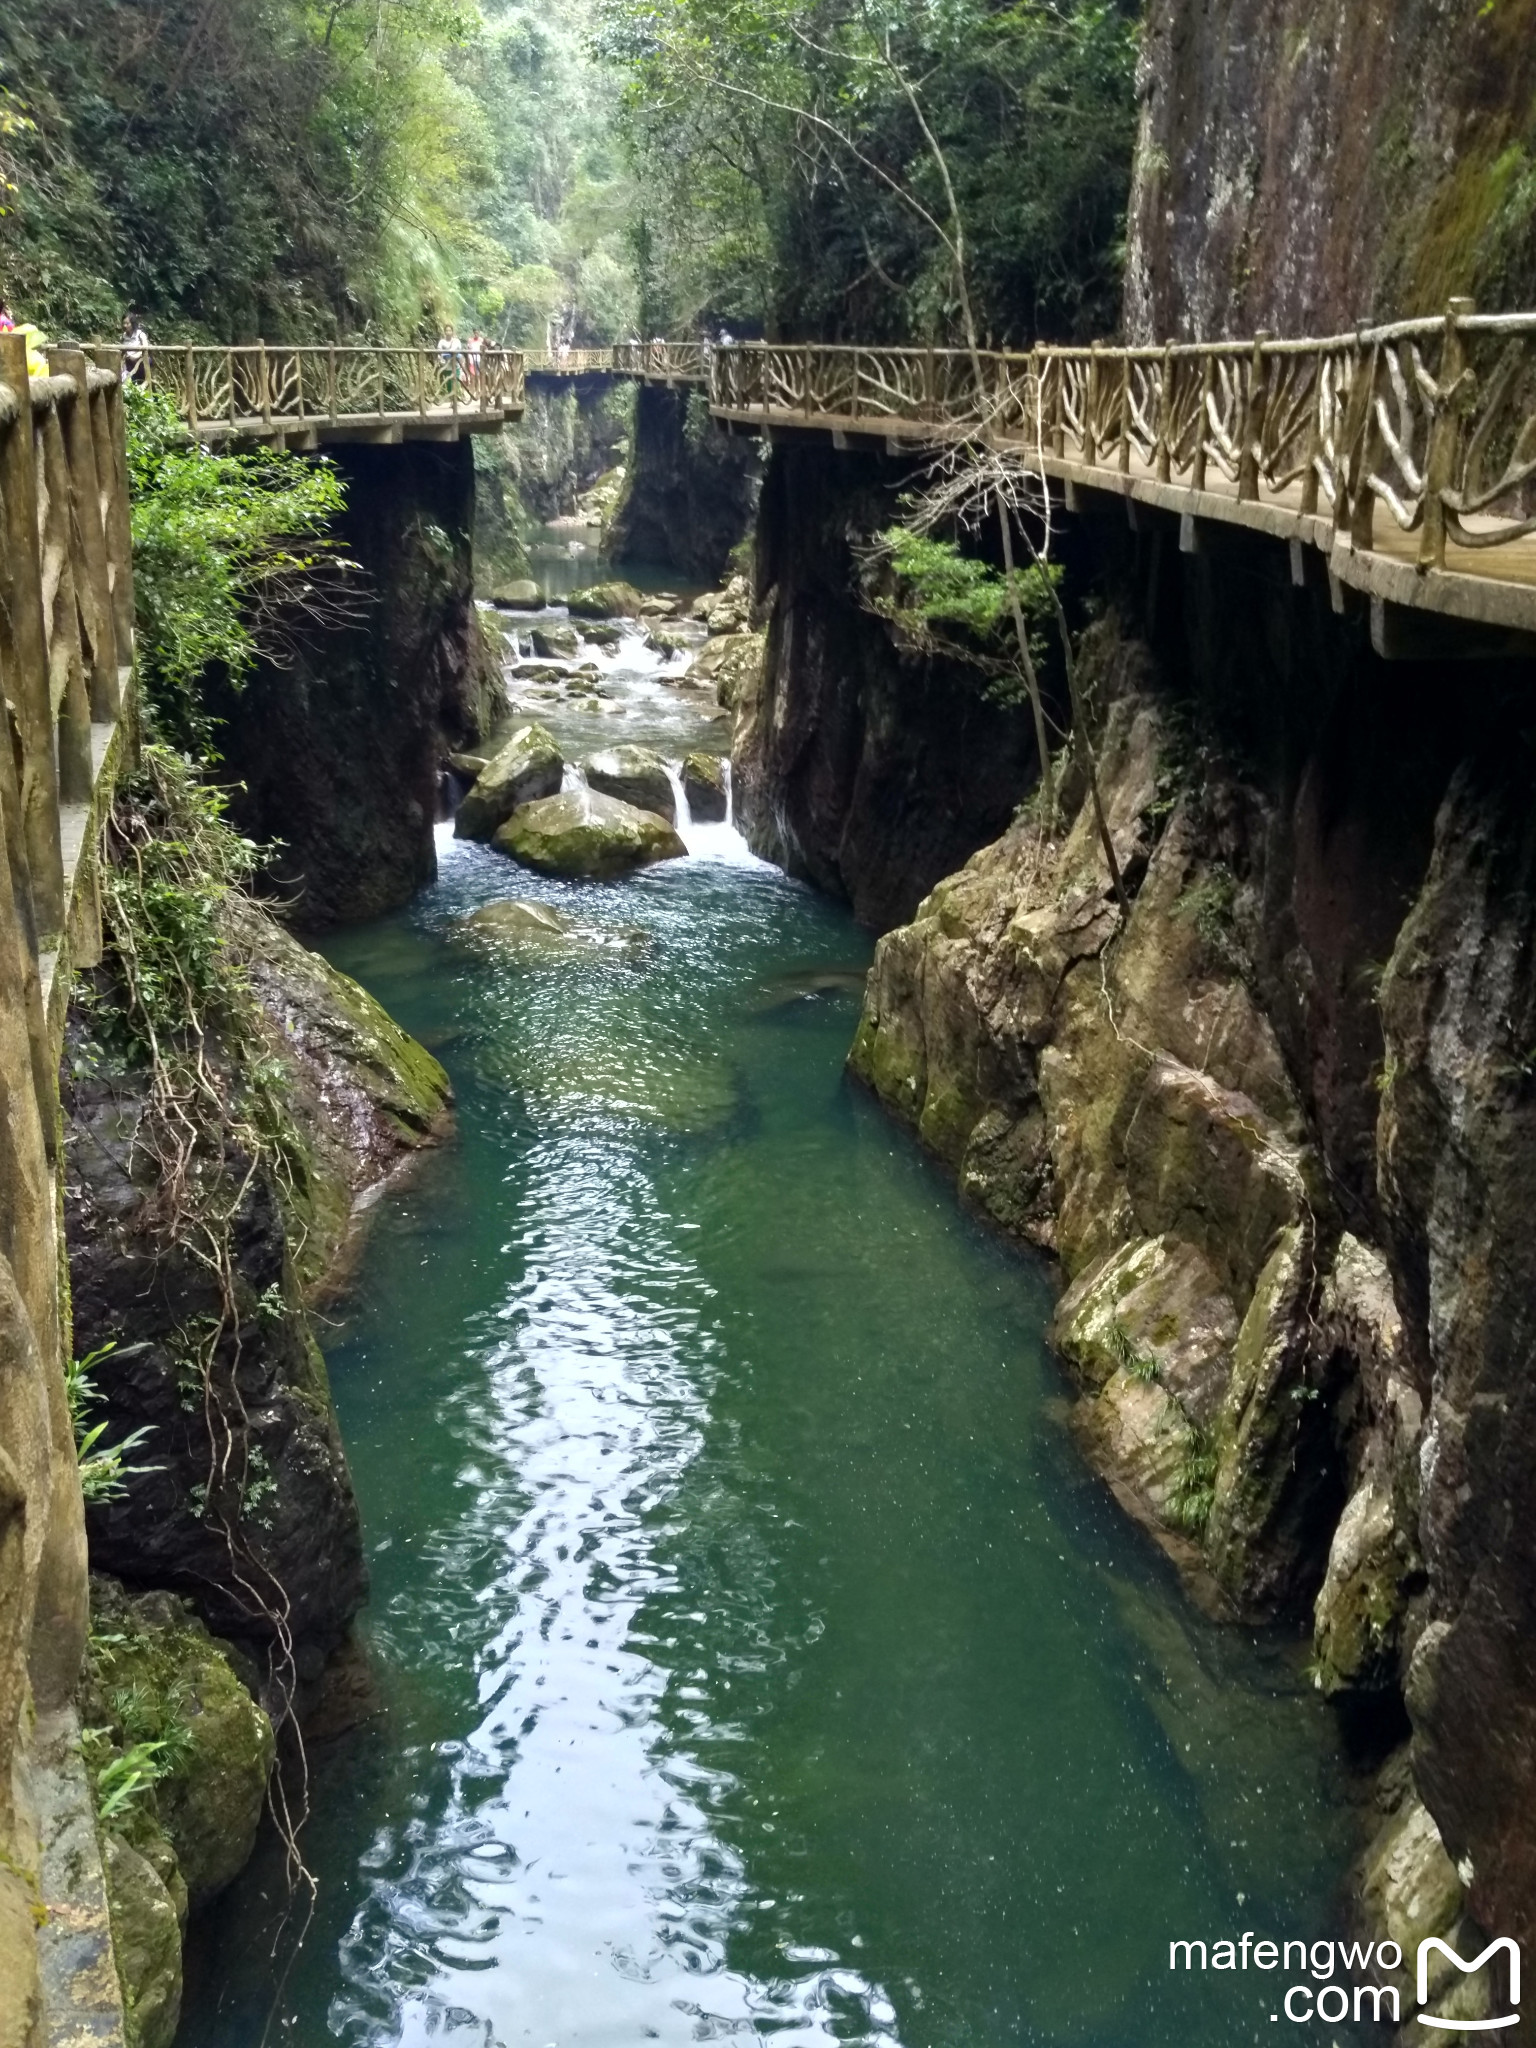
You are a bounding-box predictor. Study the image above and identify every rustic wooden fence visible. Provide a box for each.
[527,341,708,381]
[132,342,525,442]
[0,327,135,2041]
[707,304,1536,576]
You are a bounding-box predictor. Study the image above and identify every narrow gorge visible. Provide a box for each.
[1,1,1532,2045]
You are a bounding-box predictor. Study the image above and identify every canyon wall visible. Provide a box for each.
[733,442,1045,929]
[841,504,1536,1973]
[212,439,502,932]
[607,386,761,585]
[1125,0,1536,339]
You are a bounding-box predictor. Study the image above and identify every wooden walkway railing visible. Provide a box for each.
[705,307,1536,638]
[1,327,136,2040]
[526,341,706,382]
[131,343,526,446]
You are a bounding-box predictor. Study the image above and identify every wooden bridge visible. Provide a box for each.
[133,342,527,446]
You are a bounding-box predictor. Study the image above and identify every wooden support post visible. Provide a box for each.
[0,335,64,935]
[1420,298,1474,571]
[258,339,272,430]
[183,343,199,440]
[1118,355,1132,474]
[1154,344,1173,483]
[328,344,338,427]
[1349,342,1382,550]
[1083,344,1100,468]
[88,349,135,665]
[1191,357,1214,493]
[1238,332,1270,502]
[49,348,118,716]
[36,397,94,806]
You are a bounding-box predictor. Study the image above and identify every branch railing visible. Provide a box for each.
[527,341,708,381]
[708,304,1536,570]
[126,343,526,437]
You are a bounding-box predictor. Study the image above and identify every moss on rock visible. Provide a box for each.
[84,1577,274,1911]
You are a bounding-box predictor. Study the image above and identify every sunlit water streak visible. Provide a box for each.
[183,638,1368,2048]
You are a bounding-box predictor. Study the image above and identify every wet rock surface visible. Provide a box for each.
[493,788,687,878]
[454,723,564,842]
[581,744,676,822]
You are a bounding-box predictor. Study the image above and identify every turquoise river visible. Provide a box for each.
[183,619,1366,2048]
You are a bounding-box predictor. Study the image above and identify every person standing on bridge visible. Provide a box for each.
[121,312,149,384]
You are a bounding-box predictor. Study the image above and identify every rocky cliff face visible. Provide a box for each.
[607,385,761,584]
[1125,0,1536,338]
[732,442,1044,928]
[212,439,502,932]
[844,507,1536,1954]
[64,875,450,1707]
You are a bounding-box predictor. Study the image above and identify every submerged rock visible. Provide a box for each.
[486,579,543,609]
[566,580,645,619]
[682,752,728,822]
[455,723,564,841]
[492,788,686,878]
[458,899,649,964]
[582,745,676,822]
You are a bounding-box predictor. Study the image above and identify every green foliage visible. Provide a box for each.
[91,747,265,1064]
[1105,1318,1159,1384]
[66,1346,159,1503]
[125,387,348,751]
[1168,1426,1219,1536]
[604,0,1138,342]
[868,526,1058,709]
[87,1738,184,1823]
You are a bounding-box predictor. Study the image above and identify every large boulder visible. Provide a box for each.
[529,624,579,660]
[682,752,728,822]
[582,745,676,822]
[486,579,542,609]
[692,630,765,709]
[492,789,686,879]
[84,1578,275,1910]
[455,723,564,841]
[565,581,645,619]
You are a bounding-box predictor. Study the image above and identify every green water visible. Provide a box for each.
[184,819,1363,2048]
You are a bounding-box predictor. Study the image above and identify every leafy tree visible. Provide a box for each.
[602,0,1138,344]
[125,389,352,750]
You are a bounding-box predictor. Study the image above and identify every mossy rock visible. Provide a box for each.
[492,789,686,879]
[455,723,564,842]
[529,624,579,660]
[486,579,542,609]
[581,745,675,822]
[103,1833,181,2048]
[565,580,645,619]
[85,1577,275,1910]
[578,622,625,649]
[681,752,727,822]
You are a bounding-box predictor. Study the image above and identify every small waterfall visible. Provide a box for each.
[722,757,734,830]
[664,762,692,840]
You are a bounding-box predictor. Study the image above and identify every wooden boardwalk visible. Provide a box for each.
[533,312,1536,645]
